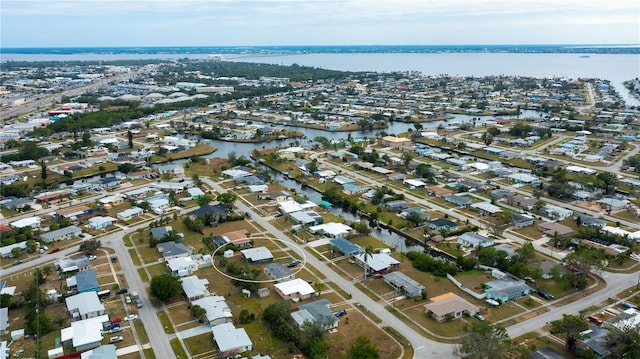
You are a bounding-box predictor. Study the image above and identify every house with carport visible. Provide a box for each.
[354,252,400,274]
[274,278,316,301]
[383,271,425,298]
[192,296,233,326]
[211,323,253,357]
[40,225,82,243]
[425,292,479,321]
[181,275,209,301]
[65,292,105,320]
[291,299,339,330]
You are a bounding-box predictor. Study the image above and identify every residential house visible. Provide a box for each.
[574,214,606,228]
[342,184,371,195]
[329,238,363,256]
[274,279,316,301]
[97,177,120,189]
[0,308,7,336]
[471,202,503,216]
[384,200,410,212]
[538,222,574,237]
[354,253,400,274]
[457,232,494,248]
[191,205,230,221]
[490,189,514,200]
[151,226,175,241]
[55,257,91,274]
[157,241,189,261]
[540,205,573,220]
[10,216,41,229]
[257,191,291,202]
[75,270,99,293]
[126,170,154,180]
[309,222,353,238]
[221,168,251,180]
[241,247,274,264]
[424,292,479,321]
[158,164,185,176]
[508,195,537,211]
[167,257,197,276]
[87,216,116,230]
[0,242,27,258]
[98,195,124,209]
[65,292,105,320]
[381,136,414,149]
[485,278,532,303]
[192,296,233,326]
[40,225,82,243]
[399,207,429,221]
[221,230,252,249]
[427,186,454,198]
[290,211,324,226]
[117,207,144,221]
[291,299,339,330]
[428,218,459,232]
[265,263,295,282]
[55,205,92,220]
[181,275,210,301]
[186,187,205,200]
[512,213,535,229]
[384,271,425,298]
[445,195,473,208]
[61,315,109,352]
[211,323,253,357]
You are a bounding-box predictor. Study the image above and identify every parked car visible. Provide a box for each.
[106,322,120,330]
[537,289,554,300]
[116,288,128,295]
[110,317,122,324]
[473,313,485,321]
[78,234,86,238]
[588,315,603,325]
[124,314,138,321]
[131,291,139,299]
[107,327,122,334]
[111,256,118,263]
[135,299,143,308]
[287,260,301,268]
[12,260,22,266]
[621,302,636,309]
[125,296,132,304]
[88,255,97,261]
[48,248,61,254]
[109,336,124,343]
[334,310,347,317]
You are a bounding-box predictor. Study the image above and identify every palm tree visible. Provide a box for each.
[362,246,374,283]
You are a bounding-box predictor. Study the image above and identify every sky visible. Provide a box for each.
[1,0,639,48]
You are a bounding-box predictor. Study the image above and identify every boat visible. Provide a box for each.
[486,299,500,306]
[579,55,590,58]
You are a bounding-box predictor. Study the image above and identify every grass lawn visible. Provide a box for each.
[183,333,215,357]
[404,304,470,338]
[158,310,175,334]
[128,249,141,266]
[135,242,162,265]
[143,348,156,359]
[137,268,149,282]
[167,303,194,326]
[146,262,169,278]
[350,235,391,251]
[170,338,188,359]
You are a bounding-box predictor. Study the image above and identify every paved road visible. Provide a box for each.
[202,178,456,358]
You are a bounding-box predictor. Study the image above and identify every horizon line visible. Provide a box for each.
[2,43,640,50]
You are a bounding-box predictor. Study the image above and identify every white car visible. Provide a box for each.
[88,255,97,261]
[125,296,132,304]
[124,314,138,321]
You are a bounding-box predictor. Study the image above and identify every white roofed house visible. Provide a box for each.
[211,323,253,357]
[182,275,210,301]
[40,225,82,243]
[117,206,144,221]
[87,216,116,230]
[354,252,400,274]
[241,247,274,264]
[65,292,105,320]
[274,278,316,301]
[0,242,27,258]
[167,256,197,277]
[10,216,41,229]
[457,232,494,248]
[309,222,353,238]
[192,296,233,326]
[61,315,109,352]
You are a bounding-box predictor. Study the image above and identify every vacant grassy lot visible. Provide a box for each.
[184,333,216,357]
